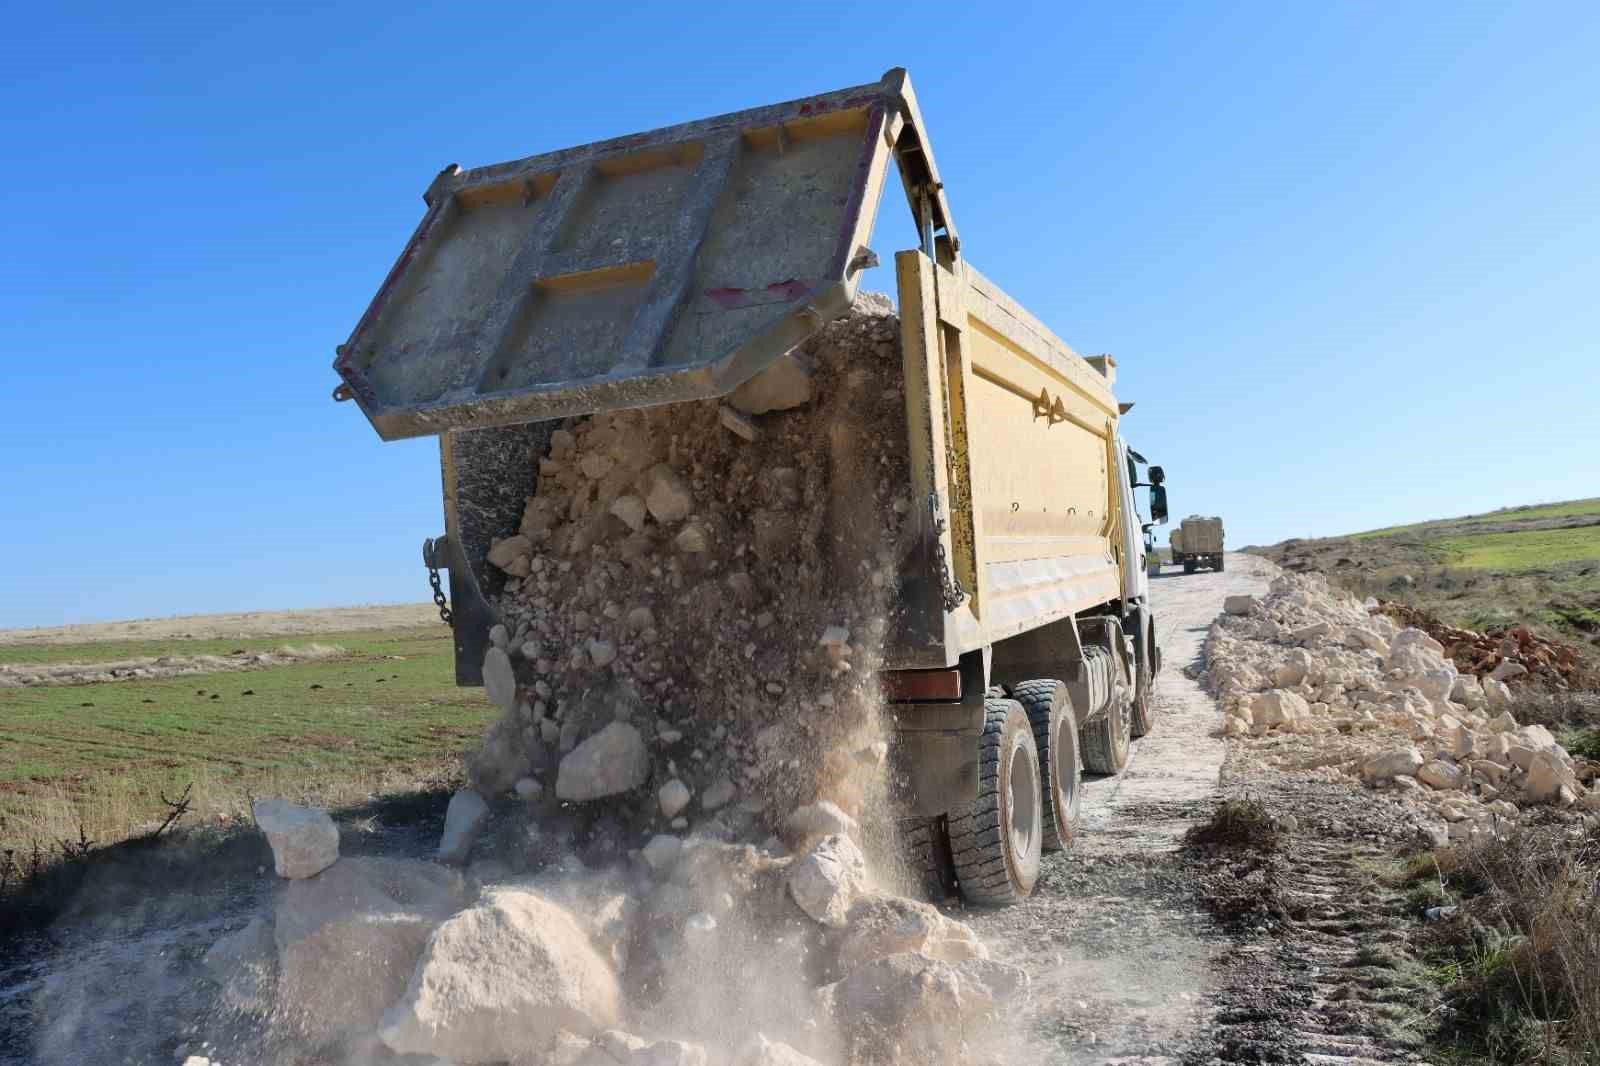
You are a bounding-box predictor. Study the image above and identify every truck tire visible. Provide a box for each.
[948,699,1043,905]
[1129,619,1157,738]
[1215,555,1226,572]
[1081,694,1132,776]
[902,816,956,902]
[1014,679,1080,852]
[1183,560,1196,575]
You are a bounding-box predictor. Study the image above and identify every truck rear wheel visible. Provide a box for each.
[1129,621,1157,739]
[902,816,956,902]
[1014,680,1080,852]
[948,698,1042,905]
[1215,555,1226,572]
[1081,694,1132,775]
[1183,560,1196,575]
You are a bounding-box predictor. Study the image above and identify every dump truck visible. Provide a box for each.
[332,68,1168,906]
[1171,515,1225,573]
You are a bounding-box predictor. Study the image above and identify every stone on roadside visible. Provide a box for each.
[1451,674,1486,708]
[379,888,622,1062]
[1490,659,1528,683]
[728,351,813,415]
[1487,711,1519,733]
[254,799,340,880]
[788,833,867,927]
[1526,751,1575,804]
[1223,594,1256,616]
[439,788,490,865]
[1361,747,1424,783]
[1484,677,1514,709]
[1251,689,1309,731]
[1417,760,1465,791]
[557,723,650,801]
[659,778,692,818]
[1293,621,1332,643]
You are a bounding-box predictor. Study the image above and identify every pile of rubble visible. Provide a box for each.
[1377,599,1591,690]
[197,298,1030,1065]
[1208,572,1600,847]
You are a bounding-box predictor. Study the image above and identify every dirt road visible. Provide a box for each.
[967,552,1277,1063]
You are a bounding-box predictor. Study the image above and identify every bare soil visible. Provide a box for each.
[0,604,438,648]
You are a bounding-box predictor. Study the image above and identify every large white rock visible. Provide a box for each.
[788,833,867,927]
[1526,751,1575,803]
[275,857,469,1038]
[557,723,650,801]
[1223,594,1256,616]
[1487,710,1519,732]
[1451,674,1486,708]
[380,889,623,1062]
[1251,689,1309,731]
[835,892,986,970]
[439,788,490,865]
[253,800,339,879]
[1484,678,1514,710]
[1362,747,1424,783]
[1274,650,1314,687]
[1391,627,1447,659]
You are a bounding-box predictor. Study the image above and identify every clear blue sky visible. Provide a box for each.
[3,2,1597,628]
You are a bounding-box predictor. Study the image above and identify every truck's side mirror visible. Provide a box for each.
[1149,465,1165,486]
[1150,485,1168,524]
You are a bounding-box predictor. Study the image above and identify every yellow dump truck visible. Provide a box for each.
[1171,516,1226,573]
[333,69,1169,905]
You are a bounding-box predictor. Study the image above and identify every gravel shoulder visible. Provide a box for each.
[963,553,1276,1062]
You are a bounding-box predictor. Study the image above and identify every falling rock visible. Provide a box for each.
[644,464,694,524]
[728,351,813,414]
[659,778,692,818]
[488,534,533,572]
[587,639,617,668]
[557,723,650,801]
[1417,760,1465,791]
[786,801,858,841]
[254,799,340,880]
[817,952,964,1064]
[1223,595,1256,616]
[701,777,736,812]
[1361,747,1424,783]
[718,404,761,442]
[735,1033,828,1066]
[439,788,490,866]
[835,892,986,970]
[626,606,656,632]
[674,522,709,554]
[609,494,648,533]
[788,833,868,927]
[955,956,1033,1013]
[276,857,469,1038]
[379,889,623,1062]
[483,646,518,713]
[642,834,682,871]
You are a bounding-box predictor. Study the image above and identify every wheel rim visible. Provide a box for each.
[1008,739,1040,862]
[1054,715,1076,819]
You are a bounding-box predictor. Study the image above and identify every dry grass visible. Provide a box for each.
[1423,823,1600,1064]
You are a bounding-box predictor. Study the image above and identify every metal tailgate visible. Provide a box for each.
[335,68,954,440]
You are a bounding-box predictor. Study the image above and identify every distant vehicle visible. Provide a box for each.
[1171,516,1225,573]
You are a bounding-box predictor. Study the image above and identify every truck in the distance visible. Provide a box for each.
[333,68,1170,907]
[1171,515,1226,573]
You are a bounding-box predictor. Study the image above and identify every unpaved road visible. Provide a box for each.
[966,552,1277,1063]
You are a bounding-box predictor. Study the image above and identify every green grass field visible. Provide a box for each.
[0,626,493,851]
[1433,525,1600,572]
[1353,497,1600,540]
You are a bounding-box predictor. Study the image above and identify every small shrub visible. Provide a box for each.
[1185,797,1283,852]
